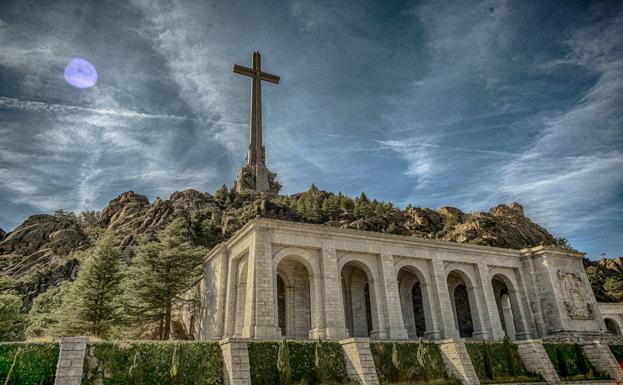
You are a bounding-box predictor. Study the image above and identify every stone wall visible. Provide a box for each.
[54,337,87,385]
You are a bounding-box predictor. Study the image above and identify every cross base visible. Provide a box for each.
[234,163,281,194]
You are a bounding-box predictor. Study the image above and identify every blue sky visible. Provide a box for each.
[0,0,621,258]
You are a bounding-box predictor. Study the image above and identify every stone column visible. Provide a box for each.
[54,337,87,385]
[436,339,480,385]
[247,228,279,338]
[431,259,458,339]
[321,246,348,339]
[220,338,251,385]
[476,262,504,340]
[340,338,380,385]
[379,253,408,339]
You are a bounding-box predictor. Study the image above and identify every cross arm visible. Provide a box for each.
[233,64,280,84]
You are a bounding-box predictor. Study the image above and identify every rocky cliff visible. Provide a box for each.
[0,186,560,308]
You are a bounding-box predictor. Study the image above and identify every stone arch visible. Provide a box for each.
[341,259,382,338]
[396,264,434,339]
[605,318,622,336]
[446,267,482,338]
[272,247,323,339]
[490,271,530,340]
[276,258,312,339]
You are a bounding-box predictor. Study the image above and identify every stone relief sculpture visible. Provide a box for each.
[558,271,592,320]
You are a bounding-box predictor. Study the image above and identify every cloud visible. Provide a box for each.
[0,96,196,122]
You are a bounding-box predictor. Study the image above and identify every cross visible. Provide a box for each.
[233,51,280,166]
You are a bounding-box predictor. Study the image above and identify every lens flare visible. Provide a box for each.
[64,58,97,89]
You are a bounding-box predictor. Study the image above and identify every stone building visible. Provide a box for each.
[189,52,623,344]
[191,218,623,341]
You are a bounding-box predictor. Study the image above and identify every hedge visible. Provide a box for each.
[247,340,350,385]
[0,342,59,385]
[543,343,608,381]
[465,341,542,384]
[82,340,223,385]
[369,341,458,385]
[610,345,623,363]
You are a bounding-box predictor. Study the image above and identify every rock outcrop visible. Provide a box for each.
[0,187,560,308]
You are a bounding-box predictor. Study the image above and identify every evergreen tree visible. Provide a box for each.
[123,219,206,339]
[322,194,340,220]
[58,233,123,338]
[0,277,22,341]
[215,184,229,203]
[277,339,292,385]
[354,192,371,219]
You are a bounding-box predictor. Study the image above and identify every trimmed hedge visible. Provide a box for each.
[247,340,349,385]
[544,343,608,381]
[82,340,223,385]
[369,341,458,385]
[610,345,623,363]
[0,342,59,385]
[465,341,542,384]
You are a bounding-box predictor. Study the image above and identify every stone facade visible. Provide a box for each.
[193,218,617,342]
[54,337,87,385]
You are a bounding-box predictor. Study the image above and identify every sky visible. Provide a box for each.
[0,0,621,259]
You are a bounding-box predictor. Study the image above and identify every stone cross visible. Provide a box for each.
[233,51,280,167]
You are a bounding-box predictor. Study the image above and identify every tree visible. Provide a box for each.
[57,233,123,338]
[0,277,23,341]
[215,184,229,203]
[26,282,71,337]
[354,192,371,219]
[123,219,206,339]
[277,339,292,385]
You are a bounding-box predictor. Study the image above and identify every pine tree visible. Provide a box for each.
[322,194,340,220]
[215,184,229,203]
[277,339,292,385]
[354,192,371,219]
[58,233,123,338]
[123,219,206,339]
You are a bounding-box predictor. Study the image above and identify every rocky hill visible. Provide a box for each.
[0,185,564,308]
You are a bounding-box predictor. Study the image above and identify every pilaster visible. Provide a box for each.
[431,259,458,338]
[379,253,408,339]
[320,246,348,339]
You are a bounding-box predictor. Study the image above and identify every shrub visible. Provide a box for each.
[82,340,223,385]
[610,344,623,362]
[466,340,542,384]
[248,340,349,385]
[544,343,609,381]
[0,342,59,385]
[370,341,452,385]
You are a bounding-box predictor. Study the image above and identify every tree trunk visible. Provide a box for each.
[164,299,172,340]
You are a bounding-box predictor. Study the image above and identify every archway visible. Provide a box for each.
[605,318,621,336]
[341,262,380,338]
[491,274,529,340]
[397,267,430,338]
[447,271,475,338]
[276,259,312,339]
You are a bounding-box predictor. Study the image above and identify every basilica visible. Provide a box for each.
[187,52,623,344]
